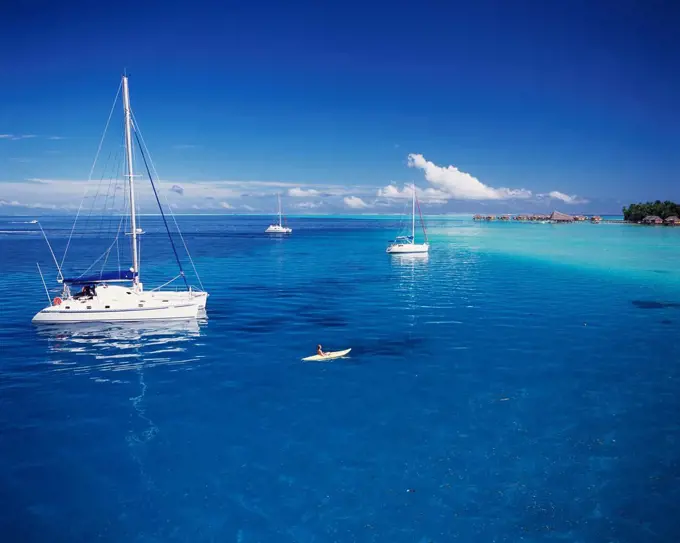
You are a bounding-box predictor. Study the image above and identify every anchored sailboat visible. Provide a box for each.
[265,194,292,233]
[386,184,429,254]
[33,75,208,324]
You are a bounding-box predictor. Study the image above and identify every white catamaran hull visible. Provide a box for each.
[386,243,429,254]
[265,225,292,233]
[33,285,207,324]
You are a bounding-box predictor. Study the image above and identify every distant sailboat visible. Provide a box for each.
[265,194,292,234]
[33,75,208,324]
[386,184,429,254]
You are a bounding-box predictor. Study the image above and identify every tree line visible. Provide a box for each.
[622,201,680,222]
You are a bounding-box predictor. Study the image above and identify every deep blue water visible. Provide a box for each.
[1,215,679,542]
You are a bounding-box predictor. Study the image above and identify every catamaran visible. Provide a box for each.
[265,194,292,233]
[33,75,208,324]
[386,184,429,254]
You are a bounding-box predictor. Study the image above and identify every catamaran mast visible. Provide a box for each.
[122,75,140,286]
[411,184,416,242]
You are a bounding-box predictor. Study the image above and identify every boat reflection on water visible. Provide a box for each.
[389,252,430,267]
[38,319,205,377]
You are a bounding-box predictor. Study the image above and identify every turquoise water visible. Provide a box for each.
[1,215,679,542]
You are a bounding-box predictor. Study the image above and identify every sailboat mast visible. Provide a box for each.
[278,193,282,227]
[411,184,416,241]
[122,75,140,285]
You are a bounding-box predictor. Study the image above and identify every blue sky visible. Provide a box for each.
[1,0,679,214]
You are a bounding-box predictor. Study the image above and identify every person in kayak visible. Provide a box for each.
[317,344,327,357]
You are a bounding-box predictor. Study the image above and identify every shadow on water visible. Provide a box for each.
[350,336,429,357]
[632,300,680,310]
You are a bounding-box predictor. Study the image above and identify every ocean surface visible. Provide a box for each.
[1,214,679,542]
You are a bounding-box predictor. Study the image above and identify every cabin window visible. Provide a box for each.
[105,305,110,309]
[162,300,168,303]
[65,306,70,309]
[87,306,92,309]
[138,304,144,308]
[126,291,131,295]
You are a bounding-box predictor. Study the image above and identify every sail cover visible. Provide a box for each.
[63,270,137,284]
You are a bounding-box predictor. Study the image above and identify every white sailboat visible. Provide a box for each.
[265,194,292,233]
[33,75,208,324]
[386,184,429,254]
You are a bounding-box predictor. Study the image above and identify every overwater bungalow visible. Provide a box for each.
[549,210,574,222]
[485,215,496,221]
[664,215,680,225]
[590,215,602,223]
[642,215,663,225]
[499,214,510,221]
[473,214,483,221]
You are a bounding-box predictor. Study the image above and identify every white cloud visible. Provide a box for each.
[295,201,321,209]
[288,187,320,197]
[547,191,589,205]
[0,198,76,210]
[407,153,532,200]
[219,201,233,209]
[377,184,449,204]
[343,196,370,209]
[1,134,61,141]
[241,204,257,212]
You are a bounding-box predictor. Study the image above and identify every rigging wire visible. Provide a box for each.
[131,111,205,291]
[132,126,189,290]
[61,80,122,269]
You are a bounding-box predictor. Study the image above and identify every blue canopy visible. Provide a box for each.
[63,270,137,285]
[389,236,414,243]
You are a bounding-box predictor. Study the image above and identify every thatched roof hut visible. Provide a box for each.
[642,215,663,224]
[664,216,680,225]
[549,210,574,222]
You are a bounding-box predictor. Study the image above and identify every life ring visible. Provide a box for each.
[53,297,62,306]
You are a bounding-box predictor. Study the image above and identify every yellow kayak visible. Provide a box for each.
[301,348,351,362]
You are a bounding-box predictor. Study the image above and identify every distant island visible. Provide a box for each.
[622,201,680,224]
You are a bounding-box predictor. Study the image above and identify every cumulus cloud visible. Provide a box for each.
[547,191,589,205]
[170,184,184,195]
[343,196,370,209]
[295,201,322,209]
[288,187,320,198]
[407,154,532,200]
[377,184,448,204]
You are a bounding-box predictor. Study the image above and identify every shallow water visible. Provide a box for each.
[1,215,679,542]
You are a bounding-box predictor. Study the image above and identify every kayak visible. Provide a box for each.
[302,348,351,362]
